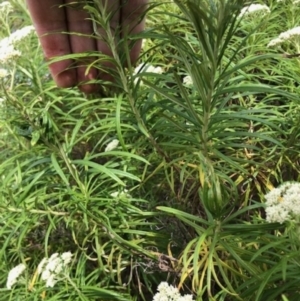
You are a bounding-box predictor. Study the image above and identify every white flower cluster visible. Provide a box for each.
[238,4,271,18]
[134,63,163,75]
[0,25,35,63]
[0,1,12,14]
[267,26,300,47]
[0,45,21,63]
[6,26,35,45]
[0,68,8,79]
[183,75,193,86]
[133,63,163,85]
[265,182,300,223]
[153,282,195,301]
[110,189,130,198]
[38,252,73,288]
[105,139,119,152]
[6,263,26,289]
[5,252,73,290]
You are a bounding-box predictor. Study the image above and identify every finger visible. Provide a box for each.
[65,0,99,93]
[26,0,76,88]
[121,0,148,64]
[94,0,120,82]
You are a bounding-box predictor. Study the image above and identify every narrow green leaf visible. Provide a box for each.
[51,153,69,187]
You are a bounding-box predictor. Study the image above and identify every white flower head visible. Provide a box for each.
[0,68,8,78]
[265,182,300,223]
[105,139,119,152]
[0,44,21,63]
[37,257,48,275]
[133,63,163,85]
[153,294,169,301]
[183,75,193,86]
[268,26,300,47]
[153,282,195,301]
[0,25,35,63]
[8,26,35,45]
[238,4,271,18]
[39,252,73,288]
[157,282,170,292]
[267,37,283,47]
[134,63,163,75]
[0,1,12,14]
[110,189,130,198]
[61,251,73,265]
[279,26,300,41]
[44,274,56,288]
[6,263,26,289]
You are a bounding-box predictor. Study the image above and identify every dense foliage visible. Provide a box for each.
[1,0,300,300]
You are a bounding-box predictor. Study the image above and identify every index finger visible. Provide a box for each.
[26,0,76,88]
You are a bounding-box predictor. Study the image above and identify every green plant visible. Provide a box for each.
[2,0,300,300]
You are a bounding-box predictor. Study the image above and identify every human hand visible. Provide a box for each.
[26,0,148,93]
